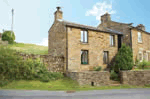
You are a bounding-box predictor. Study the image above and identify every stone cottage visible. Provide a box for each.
[48,7,150,72]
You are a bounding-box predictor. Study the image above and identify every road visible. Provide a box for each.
[0,88,150,99]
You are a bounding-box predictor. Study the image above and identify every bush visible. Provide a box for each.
[138,60,149,69]
[93,66,102,71]
[110,70,119,81]
[113,44,134,72]
[2,31,15,44]
[0,46,64,87]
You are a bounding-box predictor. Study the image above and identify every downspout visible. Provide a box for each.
[65,26,68,72]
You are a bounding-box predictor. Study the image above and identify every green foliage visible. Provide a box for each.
[138,60,149,69]
[0,46,63,87]
[7,42,48,55]
[110,70,119,81]
[93,66,102,71]
[113,44,134,72]
[135,59,140,66]
[2,31,15,44]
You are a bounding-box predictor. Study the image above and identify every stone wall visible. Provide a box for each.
[67,27,118,71]
[120,70,150,85]
[16,52,64,73]
[131,28,150,62]
[66,71,110,86]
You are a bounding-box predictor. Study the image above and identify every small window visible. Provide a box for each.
[148,53,150,61]
[139,53,142,61]
[103,51,109,64]
[110,35,115,46]
[81,30,88,43]
[138,32,142,43]
[81,50,88,64]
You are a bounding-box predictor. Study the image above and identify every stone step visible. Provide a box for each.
[110,80,121,84]
[110,84,122,86]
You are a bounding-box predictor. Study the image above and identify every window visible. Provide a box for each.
[138,32,142,43]
[148,53,150,61]
[139,53,142,62]
[103,51,109,64]
[81,30,88,43]
[81,50,88,64]
[110,35,115,46]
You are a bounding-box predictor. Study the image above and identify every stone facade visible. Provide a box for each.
[98,13,150,63]
[48,7,120,72]
[131,28,150,62]
[120,70,150,85]
[16,52,64,73]
[67,27,118,71]
[66,71,110,86]
[97,13,132,47]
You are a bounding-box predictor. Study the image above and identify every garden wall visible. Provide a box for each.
[16,52,64,73]
[66,71,110,86]
[120,70,150,85]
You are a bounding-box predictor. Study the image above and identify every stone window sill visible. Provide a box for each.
[80,42,89,45]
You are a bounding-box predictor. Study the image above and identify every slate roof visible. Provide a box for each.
[57,19,123,35]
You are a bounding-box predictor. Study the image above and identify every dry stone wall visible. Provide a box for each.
[16,52,64,73]
[66,71,110,86]
[120,70,150,85]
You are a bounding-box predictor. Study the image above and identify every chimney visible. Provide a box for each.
[54,6,63,21]
[101,12,111,24]
[136,24,145,31]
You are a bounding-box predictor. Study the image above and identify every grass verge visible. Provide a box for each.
[7,42,48,55]
[0,77,150,91]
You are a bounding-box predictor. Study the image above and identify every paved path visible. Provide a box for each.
[0,88,150,99]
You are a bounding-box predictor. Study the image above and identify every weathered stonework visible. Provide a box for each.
[131,28,150,62]
[16,52,64,73]
[66,71,110,86]
[120,70,150,86]
[67,27,118,71]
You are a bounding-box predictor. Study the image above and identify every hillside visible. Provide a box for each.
[7,43,48,55]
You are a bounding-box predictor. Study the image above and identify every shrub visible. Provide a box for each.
[2,31,15,44]
[138,60,148,69]
[113,44,134,73]
[0,46,64,87]
[110,70,119,81]
[93,66,102,71]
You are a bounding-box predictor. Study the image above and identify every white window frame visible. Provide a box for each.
[81,30,88,43]
[110,35,115,46]
[139,51,143,62]
[138,32,142,43]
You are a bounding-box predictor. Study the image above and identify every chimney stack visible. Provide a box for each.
[136,24,145,31]
[101,12,111,23]
[54,6,63,21]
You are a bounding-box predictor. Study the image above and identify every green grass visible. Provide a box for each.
[7,42,48,55]
[1,77,150,91]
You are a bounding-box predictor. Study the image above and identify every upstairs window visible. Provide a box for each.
[138,32,142,43]
[81,30,88,43]
[81,50,88,64]
[110,35,115,46]
[103,51,109,64]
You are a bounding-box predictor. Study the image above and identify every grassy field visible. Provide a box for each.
[1,77,150,91]
[7,42,48,55]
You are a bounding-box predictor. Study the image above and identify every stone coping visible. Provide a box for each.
[120,70,150,72]
[66,71,109,73]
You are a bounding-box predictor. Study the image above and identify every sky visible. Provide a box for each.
[0,0,150,46]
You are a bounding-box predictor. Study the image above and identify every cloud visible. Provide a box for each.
[37,38,48,46]
[86,1,116,21]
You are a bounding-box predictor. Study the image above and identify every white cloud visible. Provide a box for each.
[37,38,48,46]
[86,1,116,21]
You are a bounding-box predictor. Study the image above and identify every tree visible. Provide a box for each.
[2,31,15,44]
[113,43,134,72]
